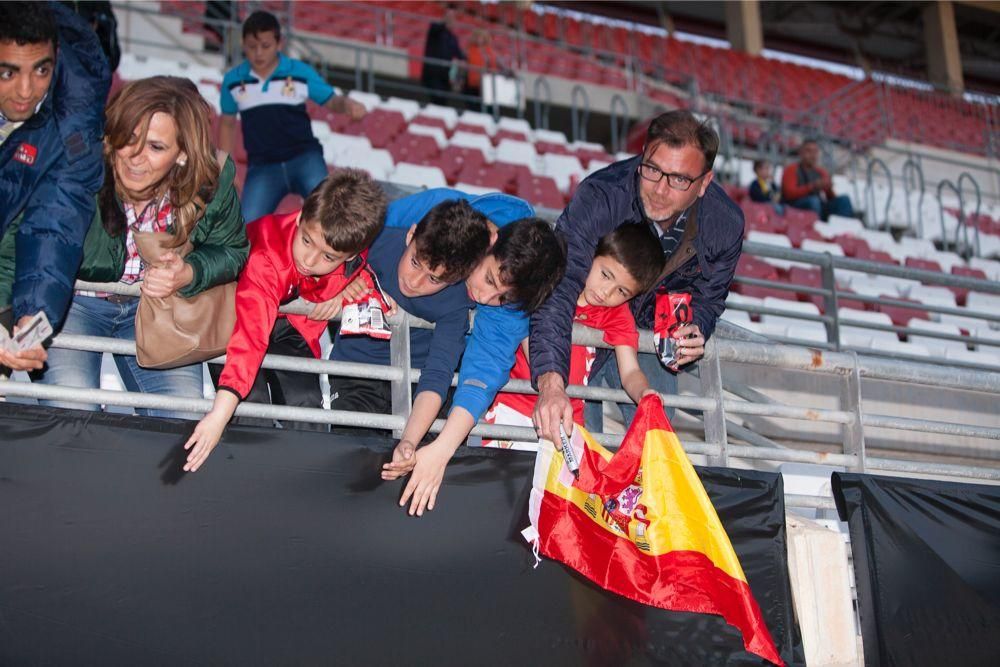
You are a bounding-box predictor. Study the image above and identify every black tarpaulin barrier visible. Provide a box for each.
[0,403,803,666]
[833,472,1000,667]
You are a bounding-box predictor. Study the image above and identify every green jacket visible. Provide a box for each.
[0,157,248,307]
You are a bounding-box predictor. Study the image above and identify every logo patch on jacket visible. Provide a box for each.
[14,143,37,166]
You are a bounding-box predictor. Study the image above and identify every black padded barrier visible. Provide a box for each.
[1,403,803,666]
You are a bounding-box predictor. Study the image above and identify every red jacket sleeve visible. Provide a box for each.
[217,250,285,399]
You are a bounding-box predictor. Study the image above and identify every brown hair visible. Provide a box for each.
[412,200,491,283]
[644,110,719,173]
[594,224,664,293]
[301,169,388,254]
[100,76,218,246]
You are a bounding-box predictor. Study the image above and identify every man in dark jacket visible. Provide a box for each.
[0,1,110,372]
[529,110,744,442]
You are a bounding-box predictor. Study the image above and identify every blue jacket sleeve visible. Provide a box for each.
[13,2,109,328]
[383,188,469,228]
[415,303,472,400]
[527,179,619,386]
[450,305,528,420]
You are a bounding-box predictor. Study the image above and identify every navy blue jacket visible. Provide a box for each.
[329,227,474,401]
[0,2,110,328]
[528,155,744,385]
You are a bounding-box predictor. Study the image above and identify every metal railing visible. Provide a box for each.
[734,241,1000,360]
[2,272,998,484]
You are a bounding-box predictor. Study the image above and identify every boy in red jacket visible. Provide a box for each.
[184,169,388,472]
[483,224,665,448]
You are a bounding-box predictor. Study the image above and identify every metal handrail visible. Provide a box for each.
[937,179,964,254]
[609,94,630,155]
[901,157,925,236]
[865,157,893,230]
[957,171,983,257]
[5,320,998,481]
[570,84,590,144]
[533,76,552,130]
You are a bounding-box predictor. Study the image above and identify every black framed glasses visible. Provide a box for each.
[638,162,710,191]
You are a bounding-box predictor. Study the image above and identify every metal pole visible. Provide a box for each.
[389,312,412,439]
[699,339,730,467]
[841,353,867,473]
[570,84,591,144]
[956,171,983,257]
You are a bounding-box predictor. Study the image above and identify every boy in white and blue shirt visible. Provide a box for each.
[219,10,365,223]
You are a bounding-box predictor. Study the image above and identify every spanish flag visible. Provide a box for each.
[526,395,784,666]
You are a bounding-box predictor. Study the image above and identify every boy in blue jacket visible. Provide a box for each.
[373,189,565,516]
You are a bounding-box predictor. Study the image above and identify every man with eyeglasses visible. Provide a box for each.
[529,110,744,444]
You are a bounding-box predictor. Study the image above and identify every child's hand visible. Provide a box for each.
[381,439,417,480]
[399,442,453,516]
[341,274,372,303]
[183,410,229,472]
[308,295,344,321]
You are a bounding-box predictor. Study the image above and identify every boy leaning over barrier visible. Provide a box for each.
[183,170,388,472]
[484,224,665,448]
[327,198,492,451]
[374,189,566,516]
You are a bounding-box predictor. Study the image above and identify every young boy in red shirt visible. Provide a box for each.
[184,169,388,471]
[483,224,664,448]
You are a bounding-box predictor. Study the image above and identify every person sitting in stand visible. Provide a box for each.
[748,159,784,216]
[183,169,388,473]
[483,224,663,448]
[218,10,366,223]
[781,139,853,221]
[374,188,566,516]
[0,76,249,419]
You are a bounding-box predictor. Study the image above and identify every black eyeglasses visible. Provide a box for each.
[638,162,710,191]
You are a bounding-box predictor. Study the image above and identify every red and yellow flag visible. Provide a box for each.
[526,395,784,666]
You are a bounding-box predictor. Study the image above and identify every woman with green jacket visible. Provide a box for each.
[18,76,248,418]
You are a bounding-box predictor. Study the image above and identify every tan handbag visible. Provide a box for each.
[132,231,237,369]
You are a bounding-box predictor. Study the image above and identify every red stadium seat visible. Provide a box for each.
[876,298,930,328]
[516,174,564,210]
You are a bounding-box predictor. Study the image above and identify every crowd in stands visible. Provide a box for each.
[1,5,744,517]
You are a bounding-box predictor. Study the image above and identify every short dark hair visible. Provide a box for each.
[752,159,769,171]
[301,169,388,254]
[0,2,57,47]
[644,110,719,172]
[491,218,566,313]
[412,200,491,283]
[799,138,819,152]
[243,10,281,41]
[595,224,664,294]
